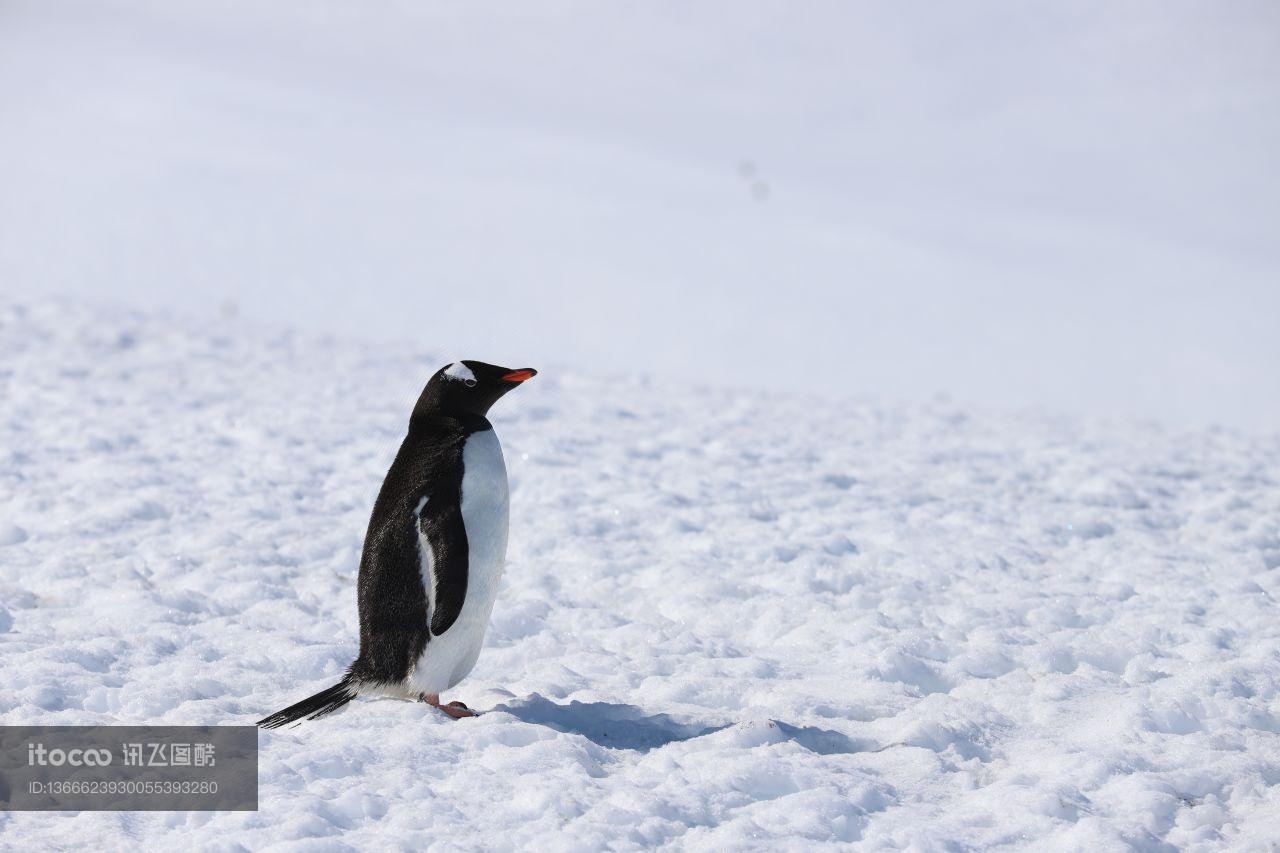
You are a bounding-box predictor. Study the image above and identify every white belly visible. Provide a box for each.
[408,429,509,694]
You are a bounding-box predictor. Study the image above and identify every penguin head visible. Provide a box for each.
[416,360,537,418]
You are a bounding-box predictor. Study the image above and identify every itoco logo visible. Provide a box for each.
[28,743,113,766]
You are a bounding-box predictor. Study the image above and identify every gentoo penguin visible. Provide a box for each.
[259,360,536,727]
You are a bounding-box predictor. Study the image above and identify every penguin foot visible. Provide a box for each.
[419,693,479,719]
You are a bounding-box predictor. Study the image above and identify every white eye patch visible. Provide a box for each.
[443,362,477,383]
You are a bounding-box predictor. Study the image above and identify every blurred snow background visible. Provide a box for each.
[2,0,1277,429]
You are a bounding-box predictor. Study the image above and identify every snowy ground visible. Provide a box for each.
[2,298,1279,850]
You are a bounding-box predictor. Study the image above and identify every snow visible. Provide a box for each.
[2,297,1278,849]
[2,0,1278,429]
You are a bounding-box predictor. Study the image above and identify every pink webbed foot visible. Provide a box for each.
[439,701,477,719]
[419,693,479,719]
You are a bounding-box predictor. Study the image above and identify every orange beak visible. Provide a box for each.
[502,368,537,383]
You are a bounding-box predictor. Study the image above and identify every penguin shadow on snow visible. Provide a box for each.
[490,694,867,755]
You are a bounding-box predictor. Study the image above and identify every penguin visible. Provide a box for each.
[259,360,536,727]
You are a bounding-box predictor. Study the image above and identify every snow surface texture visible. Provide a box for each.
[2,299,1279,850]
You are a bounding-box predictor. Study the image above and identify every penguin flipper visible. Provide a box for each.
[418,494,469,636]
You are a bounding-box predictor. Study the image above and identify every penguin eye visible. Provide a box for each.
[463,379,477,388]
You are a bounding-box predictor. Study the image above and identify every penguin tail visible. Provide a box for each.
[258,677,357,729]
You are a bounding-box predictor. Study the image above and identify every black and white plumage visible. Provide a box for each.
[259,360,536,728]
